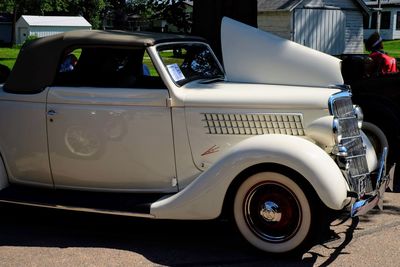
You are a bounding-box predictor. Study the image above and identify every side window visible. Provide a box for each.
[53,47,166,89]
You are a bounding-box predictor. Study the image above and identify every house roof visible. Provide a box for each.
[0,13,12,23]
[4,30,204,94]
[365,0,400,6]
[19,15,92,27]
[258,0,370,14]
[258,0,302,11]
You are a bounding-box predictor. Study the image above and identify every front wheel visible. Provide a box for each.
[233,172,313,253]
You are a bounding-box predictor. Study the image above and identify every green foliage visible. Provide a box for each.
[0,0,107,29]
[22,34,38,46]
[0,0,190,32]
[126,0,190,33]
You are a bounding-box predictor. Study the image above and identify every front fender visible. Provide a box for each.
[151,135,349,220]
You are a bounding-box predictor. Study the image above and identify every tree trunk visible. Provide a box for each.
[11,4,17,46]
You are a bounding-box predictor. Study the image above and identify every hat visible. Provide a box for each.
[365,32,383,51]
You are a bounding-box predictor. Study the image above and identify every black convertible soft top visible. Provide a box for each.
[4,30,205,94]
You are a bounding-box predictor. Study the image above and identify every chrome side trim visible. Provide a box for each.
[0,199,155,218]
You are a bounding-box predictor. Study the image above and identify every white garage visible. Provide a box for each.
[15,15,91,44]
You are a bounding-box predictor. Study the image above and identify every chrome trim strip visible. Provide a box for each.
[351,174,370,179]
[341,136,364,141]
[345,154,367,159]
[0,199,156,218]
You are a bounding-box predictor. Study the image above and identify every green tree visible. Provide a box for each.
[126,0,190,33]
[68,0,106,29]
[104,0,128,30]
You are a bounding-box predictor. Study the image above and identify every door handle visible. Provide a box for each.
[47,110,57,116]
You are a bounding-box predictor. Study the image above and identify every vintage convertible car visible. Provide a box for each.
[0,18,394,253]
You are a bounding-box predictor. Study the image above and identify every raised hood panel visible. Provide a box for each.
[221,17,344,87]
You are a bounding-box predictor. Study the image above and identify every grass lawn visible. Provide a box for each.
[0,47,20,70]
[382,40,400,58]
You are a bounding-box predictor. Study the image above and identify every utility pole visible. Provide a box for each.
[376,0,382,32]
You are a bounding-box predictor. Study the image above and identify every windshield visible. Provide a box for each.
[156,43,225,86]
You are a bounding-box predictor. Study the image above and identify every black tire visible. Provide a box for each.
[233,172,314,253]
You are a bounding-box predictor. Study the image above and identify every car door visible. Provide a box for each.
[46,46,177,192]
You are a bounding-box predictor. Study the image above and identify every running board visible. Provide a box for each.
[0,185,170,218]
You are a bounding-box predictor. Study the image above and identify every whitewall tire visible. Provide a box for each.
[233,172,312,253]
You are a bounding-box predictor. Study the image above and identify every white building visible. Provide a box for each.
[364,0,400,40]
[258,0,370,55]
[15,15,91,44]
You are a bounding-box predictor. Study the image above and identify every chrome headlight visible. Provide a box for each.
[353,105,363,129]
[332,145,348,157]
[333,118,342,143]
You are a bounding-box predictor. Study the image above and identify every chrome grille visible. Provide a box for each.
[330,92,372,195]
[331,97,353,118]
[340,117,360,139]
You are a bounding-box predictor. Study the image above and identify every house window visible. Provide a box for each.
[381,11,391,29]
[397,11,400,30]
[369,11,391,29]
[363,14,370,29]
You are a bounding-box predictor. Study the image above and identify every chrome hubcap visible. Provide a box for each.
[260,201,281,222]
[244,182,302,243]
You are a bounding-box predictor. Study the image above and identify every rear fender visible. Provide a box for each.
[151,135,349,220]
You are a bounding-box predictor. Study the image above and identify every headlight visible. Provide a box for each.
[353,105,363,129]
[332,145,348,157]
[333,118,342,143]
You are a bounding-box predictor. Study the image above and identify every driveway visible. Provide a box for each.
[0,193,399,266]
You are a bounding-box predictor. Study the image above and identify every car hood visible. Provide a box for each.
[182,81,341,110]
[220,17,344,88]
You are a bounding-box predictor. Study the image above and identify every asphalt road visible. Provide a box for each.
[0,192,399,267]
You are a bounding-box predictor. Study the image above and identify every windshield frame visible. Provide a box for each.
[154,41,225,87]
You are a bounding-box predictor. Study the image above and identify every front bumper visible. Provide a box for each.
[351,147,395,217]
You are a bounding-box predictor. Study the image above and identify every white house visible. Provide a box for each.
[364,0,400,40]
[257,0,370,55]
[15,15,91,44]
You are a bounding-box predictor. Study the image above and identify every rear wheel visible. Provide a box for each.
[233,172,313,253]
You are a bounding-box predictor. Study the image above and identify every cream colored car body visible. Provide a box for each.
[0,18,378,220]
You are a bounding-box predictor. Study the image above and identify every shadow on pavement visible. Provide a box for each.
[0,203,334,266]
[314,216,359,267]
